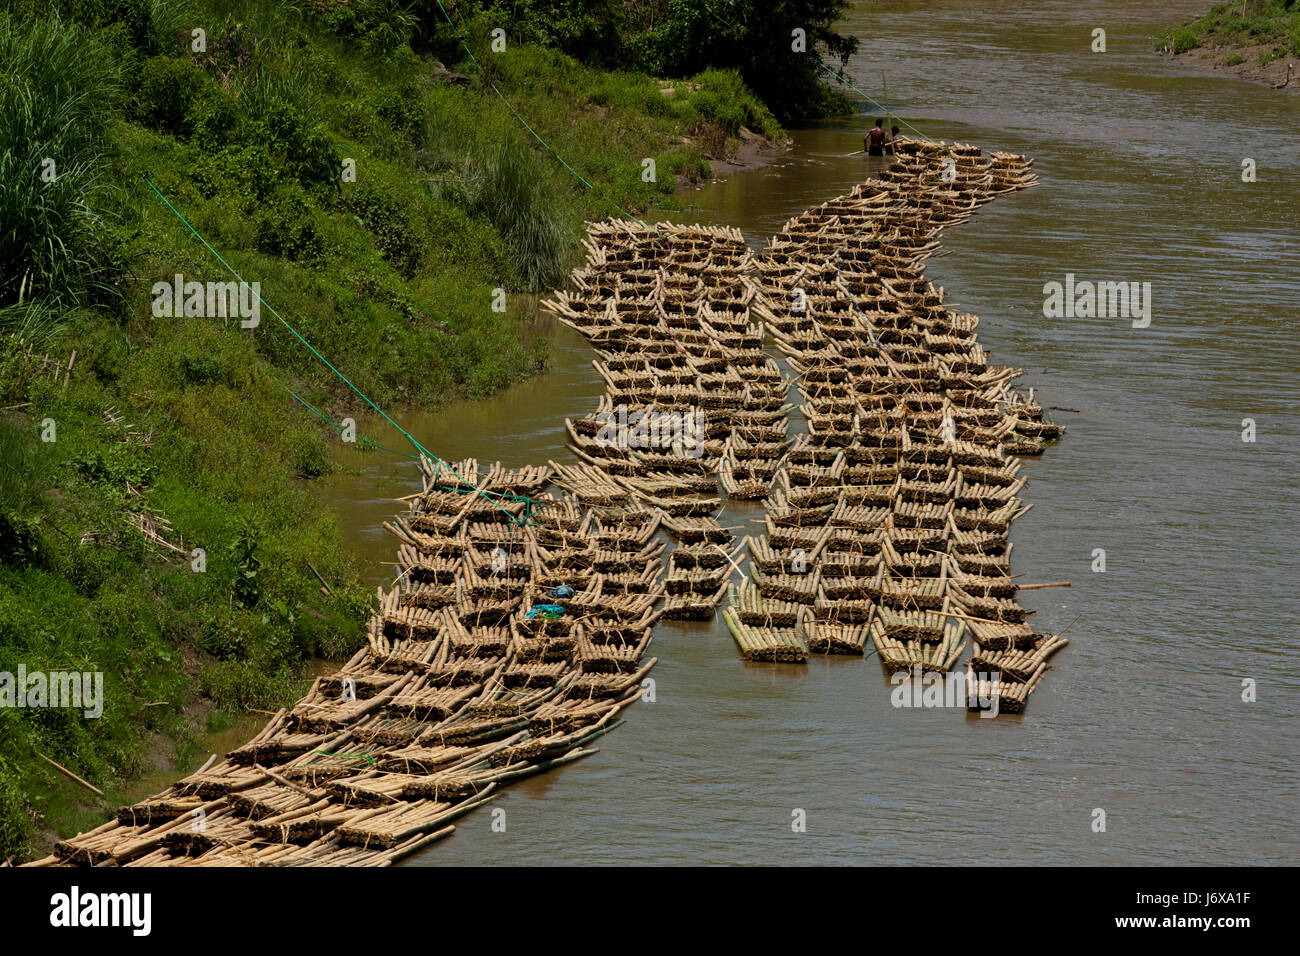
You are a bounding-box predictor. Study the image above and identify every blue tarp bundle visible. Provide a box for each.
[526,604,566,620]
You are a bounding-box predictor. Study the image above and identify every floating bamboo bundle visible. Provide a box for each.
[660,513,732,544]
[964,662,1046,715]
[805,620,869,655]
[661,578,728,620]
[870,618,968,674]
[970,634,1067,681]
[722,607,808,662]
[730,581,802,627]
[751,564,821,605]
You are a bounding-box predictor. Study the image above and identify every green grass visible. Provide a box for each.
[0,15,121,309]
[0,327,371,860]
[1157,0,1300,57]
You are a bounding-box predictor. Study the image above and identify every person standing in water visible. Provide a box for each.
[886,125,901,154]
[864,118,887,156]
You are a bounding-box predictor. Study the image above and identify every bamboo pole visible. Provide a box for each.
[38,752,104,797]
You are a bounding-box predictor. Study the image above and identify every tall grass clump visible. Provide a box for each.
[0,15,121,310]
[0,299,71,345]
[469,136,578,290]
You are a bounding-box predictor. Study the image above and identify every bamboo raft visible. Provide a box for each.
[38,459,666,868]
[722,607,808,662]
[723,138,1066,712]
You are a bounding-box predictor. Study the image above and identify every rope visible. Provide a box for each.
[814,58,932,142]
[284,387,420,460]
[142,175,530,526]
[431,0,656,232]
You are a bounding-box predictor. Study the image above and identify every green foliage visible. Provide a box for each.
[0,14,121,309]
[347,186,426,277]
[453,0,857,120]
[8,0,195,55]
[133,55,209,134]
[0,755,34,860]
[254,187,325,261]
[466,137,577,291]
[0,301,70,344]
[227,519,263,608]
[1157,1,1300,57]
[1171,25,1201,53]
[308,0,417,56]
[0,511,44,568]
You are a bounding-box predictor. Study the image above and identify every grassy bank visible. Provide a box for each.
[0,0,864,860]
[1157,1,1300,87]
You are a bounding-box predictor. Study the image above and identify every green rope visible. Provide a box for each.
[143,175,529,527]
[815,59,931,142]
[284,387,420,460]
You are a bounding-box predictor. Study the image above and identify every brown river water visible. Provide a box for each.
[319,0,1298,864]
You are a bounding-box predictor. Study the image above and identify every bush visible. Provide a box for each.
[0,512,44,568]
[468,137,577,290]
[0,755,34,861]
[133,55,208,135]
[347,187,426,277]
[1171,26,1200,53]
[254,189,324,261]
[172,349,228,387]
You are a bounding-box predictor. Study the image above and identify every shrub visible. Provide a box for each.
[254,189,324,261]
[0,512,44,568]
[346,187,426,277]
[468,137,576,290]
[1171,26,1201,53]
[172,349,227,387]
[133,55,208,135]
[0,755,33,861]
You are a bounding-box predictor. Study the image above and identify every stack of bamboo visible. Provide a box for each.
[35,459,661,867]
[724,138,1068,711]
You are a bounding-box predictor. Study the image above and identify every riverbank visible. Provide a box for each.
[0,0,829,861]
[1156,0,1300,90]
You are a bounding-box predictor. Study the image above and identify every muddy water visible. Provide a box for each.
[322,0,1298,864]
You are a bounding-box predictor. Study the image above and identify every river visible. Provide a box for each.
[322,0,1298,865]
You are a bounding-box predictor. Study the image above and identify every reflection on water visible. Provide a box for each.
[318,0,1297,864]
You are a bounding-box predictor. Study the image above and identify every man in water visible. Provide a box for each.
[886,125,901,154]
[864,118,887,156]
